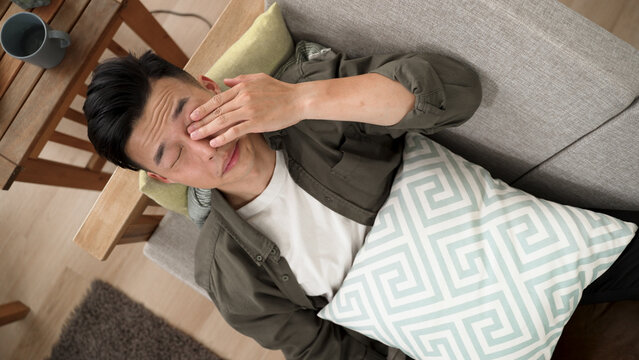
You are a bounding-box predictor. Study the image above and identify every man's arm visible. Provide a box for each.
[212,291,388,360]
[187,72,414,147]
[188,52,481,147]
[296,51,482,138]
[295,72,416,127]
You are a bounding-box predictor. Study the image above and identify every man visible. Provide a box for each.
[84,42,482,359]
[85,42,639,359]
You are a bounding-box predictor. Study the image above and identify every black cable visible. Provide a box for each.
[150,9,213,29]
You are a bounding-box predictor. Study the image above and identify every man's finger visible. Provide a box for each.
[187,104,223,134]
[223,73,261,88]
[188,99,243,136]
[209,121,251,148]
[223,76,244,88]
[190,87,238,121]
[191,108,246,141]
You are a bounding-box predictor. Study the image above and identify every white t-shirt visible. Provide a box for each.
[237,151,370,301]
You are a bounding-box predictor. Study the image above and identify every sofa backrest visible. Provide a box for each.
[267,0,639,209]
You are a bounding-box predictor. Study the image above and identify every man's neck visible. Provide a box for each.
[222,134,276,210]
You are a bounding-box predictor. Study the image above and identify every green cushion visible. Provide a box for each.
[205,2,294,91]
[139,3,294,216]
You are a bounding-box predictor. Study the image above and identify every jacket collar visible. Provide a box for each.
[208,189,279,266]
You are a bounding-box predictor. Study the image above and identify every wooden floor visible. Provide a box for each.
[0,1,637,359]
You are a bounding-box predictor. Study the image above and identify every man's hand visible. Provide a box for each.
[188,73,303,148]
[189,72,415,148]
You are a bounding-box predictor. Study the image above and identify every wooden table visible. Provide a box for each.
[74,0,263,260]
[0,0,187,191]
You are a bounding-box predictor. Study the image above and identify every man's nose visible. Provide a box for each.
[189,137,217,161]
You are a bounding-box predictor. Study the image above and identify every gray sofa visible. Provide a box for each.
[145,0,639,357]
[270,0,639,208]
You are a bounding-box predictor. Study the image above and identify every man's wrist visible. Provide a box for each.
[292,81,317,121]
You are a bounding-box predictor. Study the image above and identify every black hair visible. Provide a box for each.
[83,50,196,171]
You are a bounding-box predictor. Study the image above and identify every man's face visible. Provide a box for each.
[125,76,261,191]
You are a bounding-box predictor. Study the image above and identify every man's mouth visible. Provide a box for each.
[222,141,239,175]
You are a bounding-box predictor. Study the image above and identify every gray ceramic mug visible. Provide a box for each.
[1,12,71,69]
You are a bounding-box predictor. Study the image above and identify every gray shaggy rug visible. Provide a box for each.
[47,280,220,360]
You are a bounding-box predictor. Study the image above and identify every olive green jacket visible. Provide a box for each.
[194,44,482,360]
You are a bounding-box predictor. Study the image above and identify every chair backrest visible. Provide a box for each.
[267,0,639,209]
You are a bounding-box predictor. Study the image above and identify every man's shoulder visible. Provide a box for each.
[273,41,339,83]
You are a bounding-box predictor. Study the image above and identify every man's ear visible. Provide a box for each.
[198,75,221,95]
[147,172,174,184]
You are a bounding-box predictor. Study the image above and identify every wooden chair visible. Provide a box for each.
[0,0,188,192]
[74,0,263,260]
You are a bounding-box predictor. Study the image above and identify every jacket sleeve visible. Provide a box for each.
[209,289,387,360]
[367,52,482,137]
[281,48,482,138]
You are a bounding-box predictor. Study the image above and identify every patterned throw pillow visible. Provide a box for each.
[319,133,637,359]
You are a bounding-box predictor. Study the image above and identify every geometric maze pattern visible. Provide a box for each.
[319,133,637,360]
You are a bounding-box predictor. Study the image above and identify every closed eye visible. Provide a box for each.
[171,146,182,168]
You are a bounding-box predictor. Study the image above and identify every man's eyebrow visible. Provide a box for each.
[154,143,165,166]
[173,97,188,120]
[154,97,187,166]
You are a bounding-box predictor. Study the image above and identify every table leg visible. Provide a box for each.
[16,158,110,191]
[78,83,89,97]
[118,0,188,67]
[107,40,128,58]
[0,301,30,327]
[63,109,87,126]
[48,131,95,153]
[86,154,107,172]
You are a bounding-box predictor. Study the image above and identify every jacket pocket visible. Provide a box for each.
[330,136,401,197]
[330,148,363,180]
